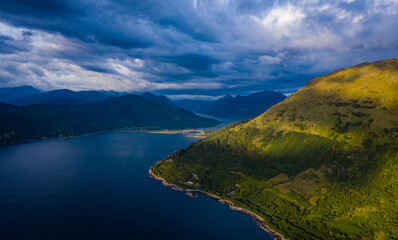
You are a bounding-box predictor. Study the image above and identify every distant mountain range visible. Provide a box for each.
[0,86,286,120]
[0,94,219,144]
[0,86,41,103]
[140,92,174,106]
[175,91,286,119]
[174,99,210,113]
[0,86,287,144]
[9,89,125,106]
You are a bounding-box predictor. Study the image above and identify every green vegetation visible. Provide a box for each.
[0,94,219,144]
[151,59,398,239]
[0,102,17,113]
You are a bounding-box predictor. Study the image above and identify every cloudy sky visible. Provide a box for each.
[0,0,397,99]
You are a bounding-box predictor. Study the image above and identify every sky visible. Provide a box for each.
[0,0,397,99]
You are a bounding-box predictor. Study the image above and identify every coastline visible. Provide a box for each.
[0,128,205,146]
[149,167,287,240]
[137,129,205,138]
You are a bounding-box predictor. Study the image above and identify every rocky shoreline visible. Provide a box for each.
[149,167,287,240]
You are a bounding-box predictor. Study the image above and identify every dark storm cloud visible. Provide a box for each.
[0,35,19,54]
[0,0,397,96]
[112,0,221,42]
[0,0,155,49]
[174,54,219,71]
[28,65,45,77]
[0,0,81,18]
[79,64,116,74]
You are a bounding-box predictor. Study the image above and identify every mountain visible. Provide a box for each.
[205,91,286,119]
[175,91,286,120]
[151,59,398,239]
[0,86,41,103]
[174,99,212,113]
[0,102,18,113]
[141,92,174,106]
[0,94,219,144]
[10,89,125,106]
[38,97,90,105]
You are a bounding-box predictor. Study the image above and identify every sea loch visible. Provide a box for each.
[0,132,272,240]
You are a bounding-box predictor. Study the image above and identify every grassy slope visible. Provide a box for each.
[151,59,398,239]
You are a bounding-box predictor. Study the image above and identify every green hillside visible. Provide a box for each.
[151,59,398,239]
[0,94,219,144]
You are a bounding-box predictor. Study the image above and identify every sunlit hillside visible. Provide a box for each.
[151,59,398,239]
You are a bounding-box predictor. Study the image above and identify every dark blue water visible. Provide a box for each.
[0,132,272,240]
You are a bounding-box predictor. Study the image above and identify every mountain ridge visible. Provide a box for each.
[10,89,126,106]
[0,102,18,113]
[141,92,175,106]
[151,59,398,239]
[175,90,286,119]
[0,94,219,145]
[0,86,41,103]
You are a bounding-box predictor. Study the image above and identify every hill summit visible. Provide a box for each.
[151,59,398,239]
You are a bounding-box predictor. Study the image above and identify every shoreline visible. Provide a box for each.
[0,128,206,146]
[149,167,287,240]
[136,129,204,137]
